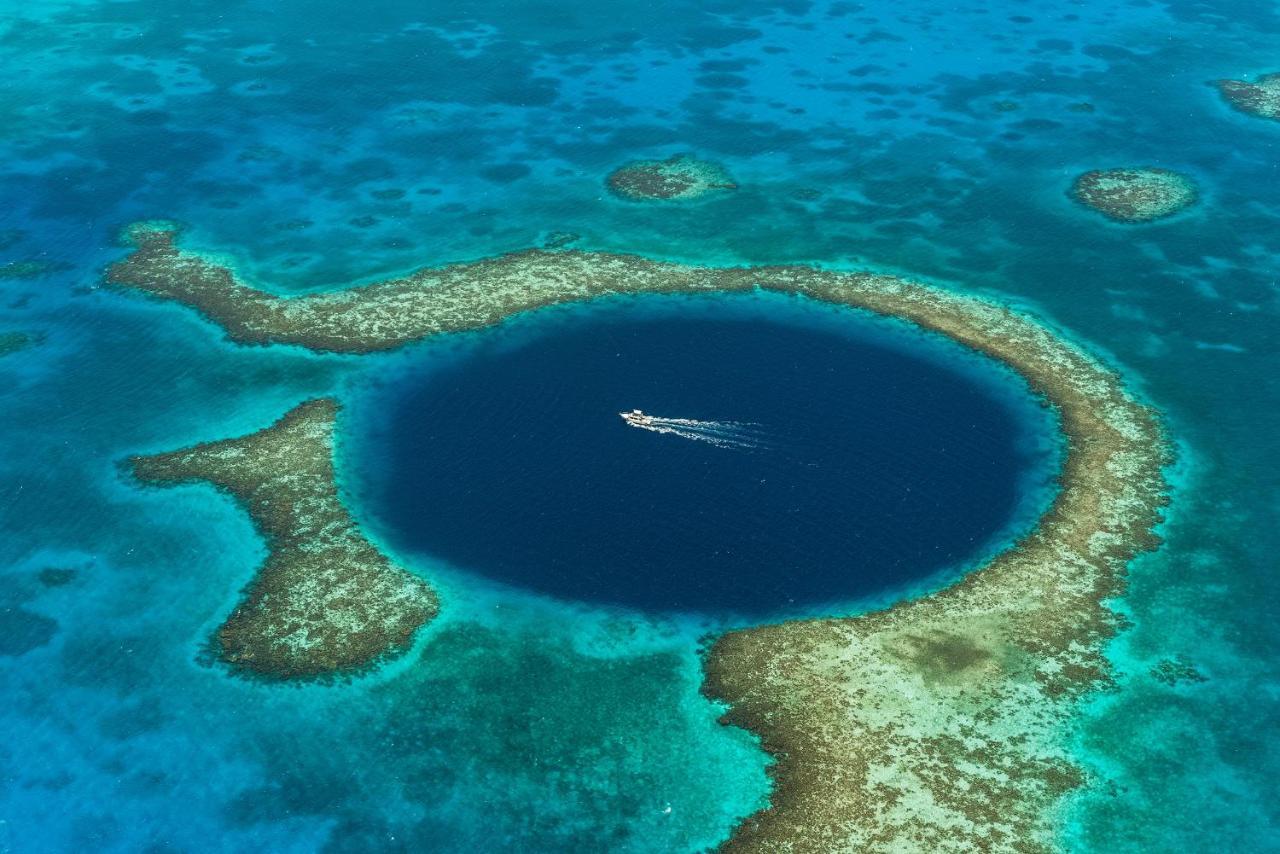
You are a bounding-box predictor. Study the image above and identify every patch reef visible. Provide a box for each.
[1216,72,1280,121]
[1072,168,1197,223]
[606,154,737,201]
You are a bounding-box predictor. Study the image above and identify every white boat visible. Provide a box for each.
[619,408,655,428]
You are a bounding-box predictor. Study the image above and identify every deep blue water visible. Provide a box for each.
[357,297,1050,614]
[2,0,1278,850]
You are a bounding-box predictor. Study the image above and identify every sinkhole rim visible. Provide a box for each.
[339,291,1064,620]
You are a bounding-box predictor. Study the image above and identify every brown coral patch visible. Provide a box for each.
[605,154,737,201]
[1072,168,1197,223]
[1215,73,1280,121]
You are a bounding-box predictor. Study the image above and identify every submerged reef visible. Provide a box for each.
[1072,168,1197,223]
[606,154,736,201]
[37,567,78,588]
[0,331,37,357]
[131,399,439,680]
[0,229,25,251]
[542,230,581,249]
[1150,656,1208,687]
[1216,72,1280,121]
[0,260,66,280]
[111,224,1169,848]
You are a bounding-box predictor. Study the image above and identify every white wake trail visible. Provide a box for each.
[619,411,771,450]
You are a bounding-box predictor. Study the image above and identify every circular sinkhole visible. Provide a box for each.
[347,292,1059,616]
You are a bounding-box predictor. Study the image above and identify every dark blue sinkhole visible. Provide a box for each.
[348,293,1059,616]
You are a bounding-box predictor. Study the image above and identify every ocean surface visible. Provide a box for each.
[1,0,1277,850]
[349,293,1057,616]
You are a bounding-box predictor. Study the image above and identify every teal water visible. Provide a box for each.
[1,0,1277,850]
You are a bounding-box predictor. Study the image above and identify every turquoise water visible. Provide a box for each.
[1,0,1277,850]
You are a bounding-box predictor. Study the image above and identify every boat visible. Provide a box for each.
[620,409,656,428]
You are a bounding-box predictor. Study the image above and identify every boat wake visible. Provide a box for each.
[619,409,770,450]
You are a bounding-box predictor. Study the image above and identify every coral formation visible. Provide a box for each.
[606,154,736,201]
[703,279,1169,850]
[0,260,65,280]
[37,568,78,588]
[131,399,439,680]
[542,231,580,249]
[0,331,36,357]
[0,229,25,251]
[1150,656,1208,687]
[1072,168,1197,223]
[1216,72,1280,121]
[111,224,1169,846]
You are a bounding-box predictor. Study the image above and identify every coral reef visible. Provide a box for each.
[606,154,736,201]
[1072,168,1197,223]
[1216,72,1280,121]
[0,331,36,357]
[542,231,581,249]
[37,568,78,588]
[0,260,65,280]
[131,399,439,680]
[703,276,1169,851]
[108,222,729,352]
[1150,656,1208,687]
[112,225,1169,846]
[0,229,25,251]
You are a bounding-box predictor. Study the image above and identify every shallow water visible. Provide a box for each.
[1,0,1278,850]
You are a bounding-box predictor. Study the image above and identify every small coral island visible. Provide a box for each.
[1216,72,1280,121]
[110,223,1169,849]
[606,154,736,201]
[131,399,438,680]
[1072,168,1197,223]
